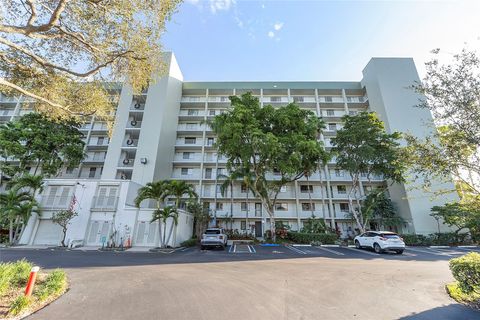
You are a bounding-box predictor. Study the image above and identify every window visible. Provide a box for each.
[89,167,97,178]
[97,137,104,146]
[328,123,337,131]
[241,202,248,211]
[216,202,223,210]
[335,169,344,177]
[302,203,315,211]
[340,203,349,212]
[183,152,192,159]
[349,110,357,115]
[325,96,333,102]
[207,137,214,146]
[326,109,335,116]
[241,221,247,230]
[280,186,287,193]
[205,168,212,179]
[209,110,216,116]
[275,203,288,211]
[273,168,281,176]
[300,185,313,193]
[185,137,196,144]
[241,183,247,193]
[181,168,192,175]
[187,109,198,115]
[337,185,347,194]
[216,168,224,176]
[293,96,304,102]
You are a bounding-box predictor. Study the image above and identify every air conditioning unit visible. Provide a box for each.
[134,103,141,109]
[130,120,137,127]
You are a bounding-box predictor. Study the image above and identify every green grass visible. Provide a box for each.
[9,296,31,316]
[35,270,67,302]
[0,259,33,296]
[446,282,480,303]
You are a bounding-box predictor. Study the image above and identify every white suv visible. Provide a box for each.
[200,228,228,250]
[354,231,405,254]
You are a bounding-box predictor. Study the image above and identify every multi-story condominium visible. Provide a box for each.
[1,53,457,247]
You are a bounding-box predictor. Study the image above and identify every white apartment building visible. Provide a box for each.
[0,52,457,247]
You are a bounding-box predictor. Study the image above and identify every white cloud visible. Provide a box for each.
[234,16,244,28]
[209,0,235,14]
[268,31,274,38]
[274,22,284,31]
[261,4,265,9]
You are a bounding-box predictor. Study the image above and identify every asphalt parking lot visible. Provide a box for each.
[1,245,480,320]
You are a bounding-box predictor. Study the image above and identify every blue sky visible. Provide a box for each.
[163,0,480,81]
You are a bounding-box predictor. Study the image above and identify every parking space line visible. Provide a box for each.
[285,245,307,255]
[228,244,235,253]
[406,247,450,256]
[315,246,345,256]
[344,247,380,256]
[249,245,256,253]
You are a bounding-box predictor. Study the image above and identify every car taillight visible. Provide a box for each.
[379,237,387,241]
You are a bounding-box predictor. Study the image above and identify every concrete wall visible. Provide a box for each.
[361,58,458,234]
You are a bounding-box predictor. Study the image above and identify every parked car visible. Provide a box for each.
[201,228,228,250]
[354,231,405,254]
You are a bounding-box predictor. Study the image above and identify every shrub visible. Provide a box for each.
[35,269,67,302]
[9,295,31,316]
[180,238,197,247]
[287,232,338,245]
[449,252,480,294]
[401,234,431,246]
[401,233,470,246]
[0,259,33,296]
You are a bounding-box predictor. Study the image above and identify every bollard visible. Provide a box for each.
[24,266,40,297]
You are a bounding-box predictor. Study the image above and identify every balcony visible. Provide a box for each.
[122,138,138,148]
[177,123,206,134]
[320,110,346,118]
[319,96,344,103]
[262,96,289,104]
[91,196,119,211]
[181,96,206,103]
[130,102,145,111]
[126,120,142,129]
[175,138,203,148]
[178,109,205,119]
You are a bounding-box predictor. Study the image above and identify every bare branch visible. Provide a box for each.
[26,0,38,27]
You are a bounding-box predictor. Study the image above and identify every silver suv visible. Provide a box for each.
[200,228,228,250]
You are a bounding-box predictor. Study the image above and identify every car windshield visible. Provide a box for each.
[381,234,399,238]
[205,229,221,234]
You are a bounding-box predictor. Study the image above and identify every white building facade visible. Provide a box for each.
[0,53,457,246]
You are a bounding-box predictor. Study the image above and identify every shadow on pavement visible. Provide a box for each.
[396,304,480,320]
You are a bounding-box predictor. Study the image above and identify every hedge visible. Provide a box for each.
[180,238,198,247]
[402,232,471,246]
[287,232,338,245]
[449,252,480,294]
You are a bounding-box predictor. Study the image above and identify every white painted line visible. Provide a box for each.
[314,246,345,256]
[292,244,312,247]
[344,247,380,256]
[286,245,307,255]
[347,245,356,248]
[321,244,340,248]
[458,246,478,248]
[249,245,256,253]
[247,245,253,253]
[406,247,450,256]
[228,244,235,253]
[429,246,450,249]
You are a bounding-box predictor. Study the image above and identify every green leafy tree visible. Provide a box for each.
[0,113,85,182]
[407,48,480,197]
[52,209,78,247]
[331,111,406,233]
[0,0,181,120]
[210,92,329,241]
[0,190,38,243]
[187,201,211,240]
[360,190,403,231]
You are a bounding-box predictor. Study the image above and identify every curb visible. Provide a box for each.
[429,246,451,249]
[457,246,478,248]
[291,244,312,247]
[321,244,340,248]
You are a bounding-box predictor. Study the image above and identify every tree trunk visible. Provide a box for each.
[9,219,14,244]
[230,182,233,230]
[270,213,276,242]
[163,219,168,248]
[158,220,163,248]
[307,175,314,217]
[166,221,174,247]
[246,189,249,235]
[61,227,67,247]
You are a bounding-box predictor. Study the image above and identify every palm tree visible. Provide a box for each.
[134,181,169,248]
[13,199,41,244]
[9,174,44,197]
[164,180,198,247]
[0,190,35,243]
[218,173,234,230]
[151,206,177,248]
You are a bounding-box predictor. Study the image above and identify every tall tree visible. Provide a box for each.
[0,0,181,120]
[134,181,169,248]
[331,111,406,233]
[0,113,85,181]
[0,189,37,243]
[210,92,329,241]
[360,190,403,231]
[218,173,234,230]
[187,201,211,240]
[150,206,177,248]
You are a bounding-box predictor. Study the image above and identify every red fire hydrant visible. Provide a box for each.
[24,266,40,297]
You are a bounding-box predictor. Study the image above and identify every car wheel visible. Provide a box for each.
[374,243,383,254]
[201,246,205,250]
[396,250,404,255]
[355,240,361,249]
